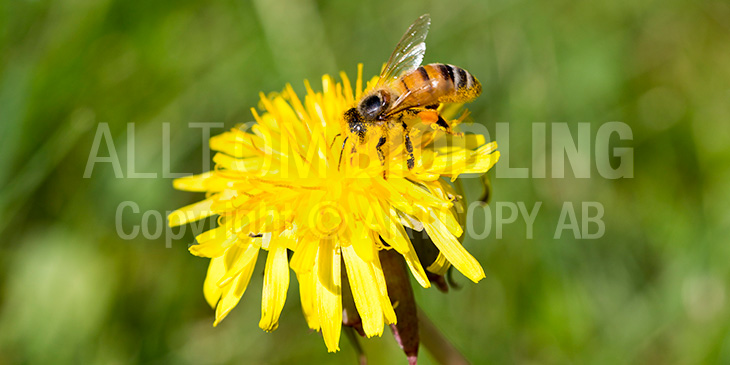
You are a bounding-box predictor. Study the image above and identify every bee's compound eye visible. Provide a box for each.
[359,94,384,120]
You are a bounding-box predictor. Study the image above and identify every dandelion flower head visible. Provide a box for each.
[169,64,499,352]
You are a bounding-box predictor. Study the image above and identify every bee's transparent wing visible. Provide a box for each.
[377,14,431,87]
[383,77,439,116]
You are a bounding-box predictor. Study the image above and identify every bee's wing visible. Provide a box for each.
[376,14,431,87]
[383,78,438,117]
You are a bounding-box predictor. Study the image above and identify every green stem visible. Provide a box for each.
[418,306,469,365]
[343,326,367,365]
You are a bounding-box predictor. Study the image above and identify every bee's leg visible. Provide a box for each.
[434,115,453,133]
[401,121,414,170]
[376,134,388,179]
[348,143,357,166]
[330,133,342,150]
[338,136,349,171]
[434,114,463,136]
[418,109,463,137]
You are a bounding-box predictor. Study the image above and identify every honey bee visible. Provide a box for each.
[340,14,482,176]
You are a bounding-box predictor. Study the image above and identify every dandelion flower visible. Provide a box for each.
[169,64,499,353]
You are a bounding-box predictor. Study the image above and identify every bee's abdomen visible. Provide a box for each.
[395,63,482,109]
[423,63,481,103]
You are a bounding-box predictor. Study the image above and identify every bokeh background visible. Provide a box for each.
[1,0,729,363]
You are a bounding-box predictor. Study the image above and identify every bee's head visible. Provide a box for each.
[357,90,389,121]
[344,107,366,139]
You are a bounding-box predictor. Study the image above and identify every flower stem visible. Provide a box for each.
[343,326,367,365]
[417,306,469,365]
[380,249,419,364]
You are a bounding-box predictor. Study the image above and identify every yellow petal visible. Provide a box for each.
[203,256,226,308]
[423,211,485,283]
[349,224,375,262]
[297,271,320,330]
[426,252,451,275]
[464,133,486,149]
[369,252,396,325]
[378,203,410,253]
[421,182,463,237]
[315,239,342,352]
[341,244,384,337]
[475,141,498,155]
[396,210,424,232]
[209,130,263,158]
[290,233,319,274]
[435,207,463,238]
[218,242,259,288]
[173,172,214,192]
[339,70,354,105]
[213,153,264,172]
[259,242,290,332]
[214,249,259,326]
[355,63,363,100]
[195,226,227,244]
[371,178,415,215]
[347,193,385,232]
[401,247,430,289]
[189,232,237,258]
[168,199,215,227]
[461,149,500,174]
[388,178,451,210]
[284,84,312,126]
[378,204,430,288]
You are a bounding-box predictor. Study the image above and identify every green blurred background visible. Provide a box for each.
[1,0,729,363]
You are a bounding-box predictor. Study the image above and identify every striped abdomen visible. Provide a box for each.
[395,63,482,108]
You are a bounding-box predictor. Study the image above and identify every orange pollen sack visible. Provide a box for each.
[417,110,439,124]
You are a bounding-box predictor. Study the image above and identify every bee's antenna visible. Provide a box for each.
[338,136,349,171]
